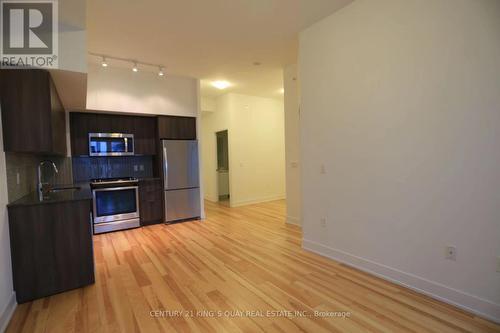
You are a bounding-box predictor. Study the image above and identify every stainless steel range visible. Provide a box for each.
[90,177,140,234]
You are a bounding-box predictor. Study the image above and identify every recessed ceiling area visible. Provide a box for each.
[87,0,353,99]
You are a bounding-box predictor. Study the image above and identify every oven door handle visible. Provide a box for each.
[92,185,139,192]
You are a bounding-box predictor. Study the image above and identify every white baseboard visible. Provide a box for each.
[230,195,286,208]
[303,239,500,324]
[204,196,218,202]
[286,215,301,226]
[0,292,16,332]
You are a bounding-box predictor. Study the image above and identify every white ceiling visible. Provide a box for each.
[87,0,353,99]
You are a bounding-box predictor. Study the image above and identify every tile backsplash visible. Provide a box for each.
[72,156,154,183]
[6,153,73,203]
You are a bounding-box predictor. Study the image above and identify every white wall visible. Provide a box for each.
[284,65,301,226]
[300,0,500,322]
[87,64,198,116]
[229,94,286,207]
[201,95,231,202]
[201,93,286,207]
[201,96,217,113]
[0,113,15,332]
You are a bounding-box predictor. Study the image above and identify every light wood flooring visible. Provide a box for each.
[6,200,500,332]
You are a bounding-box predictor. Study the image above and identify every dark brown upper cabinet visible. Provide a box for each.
[133,116,157,155]
[69,112,157,156]
[0,69,67,155]
[69,112,97,156]
[157,116,196,140]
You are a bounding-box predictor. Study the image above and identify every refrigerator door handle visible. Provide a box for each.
[162,145,168,190]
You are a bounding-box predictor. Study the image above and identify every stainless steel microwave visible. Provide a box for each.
[89,133,134,156]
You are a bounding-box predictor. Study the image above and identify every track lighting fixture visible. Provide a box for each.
[89,53,166,78]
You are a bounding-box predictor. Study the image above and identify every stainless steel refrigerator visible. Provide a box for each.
[162,140,201,222]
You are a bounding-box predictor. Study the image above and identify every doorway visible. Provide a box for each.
[216,130,230,205]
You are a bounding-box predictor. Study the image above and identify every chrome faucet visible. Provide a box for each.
[37,160,59,200]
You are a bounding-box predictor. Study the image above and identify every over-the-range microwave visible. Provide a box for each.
[89,133,134,156]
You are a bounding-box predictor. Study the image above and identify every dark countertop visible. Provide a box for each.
[7,184,92,208]
[8,178,162,208]
[139,177,161,181]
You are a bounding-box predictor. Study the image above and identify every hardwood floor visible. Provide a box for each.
[6,200,500,332]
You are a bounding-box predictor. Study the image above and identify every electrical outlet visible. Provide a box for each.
[139,165,144,171]
[496,257,500,273]
[133,165,138,172]
[320,217,327,228]
[445,246,457,261]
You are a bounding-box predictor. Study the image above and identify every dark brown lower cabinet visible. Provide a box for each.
[139,179,164,226]
[8,200,95,303]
